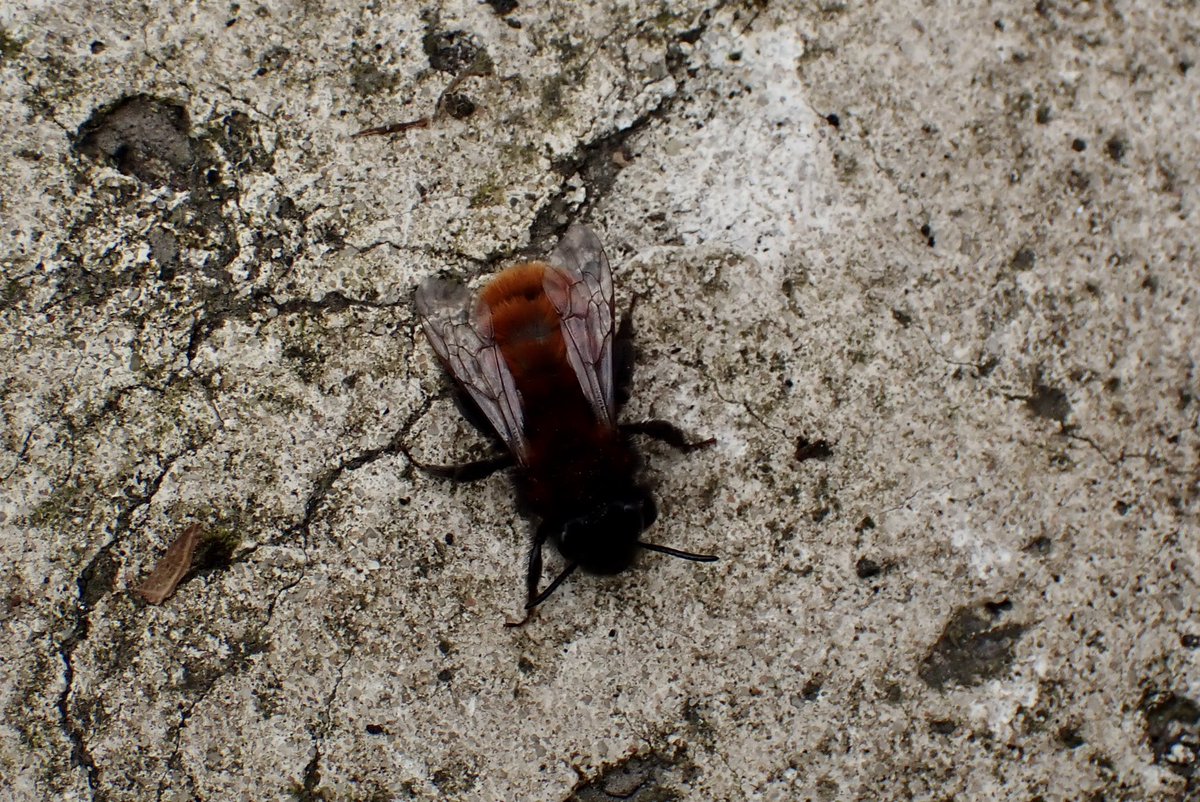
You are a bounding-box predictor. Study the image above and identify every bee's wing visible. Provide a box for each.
[415,275,529,463]
[543,224,616,427]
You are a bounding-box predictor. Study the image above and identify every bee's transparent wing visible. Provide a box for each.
[543,224,616,427]
[415,276,528,463]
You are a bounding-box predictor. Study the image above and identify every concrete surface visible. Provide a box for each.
[1,1,1197,800]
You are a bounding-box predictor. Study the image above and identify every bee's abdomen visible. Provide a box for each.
[483,262,596,459]
[483,262,566,370]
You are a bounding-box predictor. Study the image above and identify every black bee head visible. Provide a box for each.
[555,491,658,575]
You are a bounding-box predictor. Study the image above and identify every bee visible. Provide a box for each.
[414,224,716,625]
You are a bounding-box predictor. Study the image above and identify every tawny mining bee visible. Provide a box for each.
[415,225,715,624]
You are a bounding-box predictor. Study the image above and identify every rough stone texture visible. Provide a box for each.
[1,2,1197,801]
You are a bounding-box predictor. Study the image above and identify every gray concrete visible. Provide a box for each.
[2,2,1197,800]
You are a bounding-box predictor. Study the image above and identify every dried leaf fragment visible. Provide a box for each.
[135,523,202,604]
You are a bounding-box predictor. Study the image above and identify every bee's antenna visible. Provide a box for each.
[638,542,718,562]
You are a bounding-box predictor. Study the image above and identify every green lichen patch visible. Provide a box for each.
[0,28,24,61]
[469,174,506,208]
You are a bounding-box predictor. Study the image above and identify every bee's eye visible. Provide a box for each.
[559,516,602,554]
[639,497,657,528]
[560,519,582,544]
[613,500,641,529]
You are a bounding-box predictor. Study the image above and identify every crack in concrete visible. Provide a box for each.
[152,623,275,802]
[913,321,997,378]
[515,7,721,262]
[11,63,74,137]
[55,450,183,802]
[347,237,488,268]
[273,395,431,555]
[184,287,411,366]
[151,397,432,794]
[296,648,356,801]
[296,748,323,802]
[1061,428,1157,470]
[712,381,786,436]
[1,426,37,483]
[145,51,276,125]
[39,357,90,485]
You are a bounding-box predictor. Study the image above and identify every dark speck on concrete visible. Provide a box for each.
[919,604,1027,689]
[75,95,197,189]
[1025,379,1071,425]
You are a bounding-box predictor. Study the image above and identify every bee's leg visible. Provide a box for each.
[529,562,578,603]
[406,451,514,482]
[621,420,715,453]
[505,526,551,628]
[613,295,639,410]
[614,297,713,450]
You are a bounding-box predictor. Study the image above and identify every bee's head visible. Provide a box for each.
[555,491,657,575]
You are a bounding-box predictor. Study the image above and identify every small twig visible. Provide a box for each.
[351,117,431,138]
[353,52,492,139]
